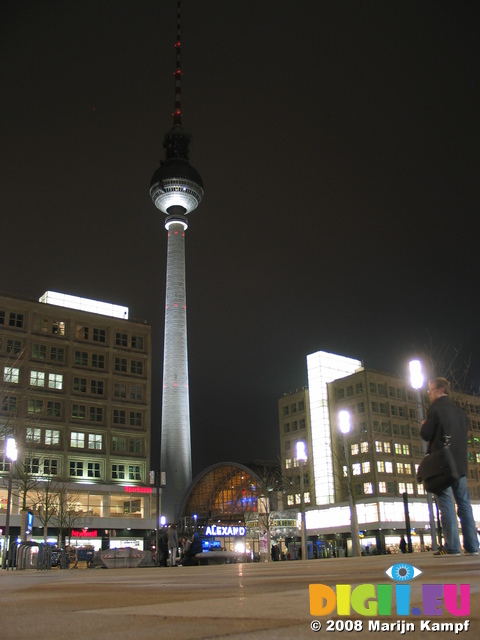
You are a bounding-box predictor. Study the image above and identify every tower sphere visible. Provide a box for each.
[150,157,204,215]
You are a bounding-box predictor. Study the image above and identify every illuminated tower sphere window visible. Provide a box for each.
[150,1,204,521]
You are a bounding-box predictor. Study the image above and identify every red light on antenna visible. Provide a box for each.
[174,303,178,307]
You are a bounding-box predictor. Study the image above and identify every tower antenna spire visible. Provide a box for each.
[173,0,182,127]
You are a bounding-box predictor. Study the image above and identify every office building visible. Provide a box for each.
[0,291,155,551]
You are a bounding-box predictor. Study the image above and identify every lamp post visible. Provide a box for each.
[409,359,438,551]
[296,441,308,560]
[2,437,17,570]
[338,411,362,557]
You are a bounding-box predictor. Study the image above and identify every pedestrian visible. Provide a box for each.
[177,532,202,566]
[399,536,407,554]
[167,524,179,566]
[158,529,168,567]
[421,377,479,557]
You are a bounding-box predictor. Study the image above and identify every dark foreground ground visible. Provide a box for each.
[1,553,478,639]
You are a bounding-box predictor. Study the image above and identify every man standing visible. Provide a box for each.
[421,377,479,556]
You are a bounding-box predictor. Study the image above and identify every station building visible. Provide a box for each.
[0,291,156,553]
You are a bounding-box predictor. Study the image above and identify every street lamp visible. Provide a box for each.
[296,441,308,560]
[409,359,438,551]
[338,411,362,557]
[2,437,17,570]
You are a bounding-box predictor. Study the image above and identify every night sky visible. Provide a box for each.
[1,1,479,478]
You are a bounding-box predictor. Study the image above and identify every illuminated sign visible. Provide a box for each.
[124,486,152,494]
[205,525,246,537]
[71,529,98,538]
[40,291,129,320]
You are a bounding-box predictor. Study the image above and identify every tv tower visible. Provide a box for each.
[150,0,204,521]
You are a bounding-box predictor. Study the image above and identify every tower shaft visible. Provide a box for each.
[160,217,192,520]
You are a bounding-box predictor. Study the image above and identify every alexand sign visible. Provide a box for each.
[205,525,246,536]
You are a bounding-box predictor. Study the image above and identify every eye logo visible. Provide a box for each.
[385,563,423,582]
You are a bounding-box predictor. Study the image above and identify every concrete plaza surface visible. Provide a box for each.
[0,554,478,640]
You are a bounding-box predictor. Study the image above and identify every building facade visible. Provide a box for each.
[0,292,156,552]
[279,350,480,555]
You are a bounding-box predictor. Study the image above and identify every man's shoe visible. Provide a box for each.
[433,549,461,556]
[464,551,479,556]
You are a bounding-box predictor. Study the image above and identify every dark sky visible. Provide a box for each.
[1,1,479,478]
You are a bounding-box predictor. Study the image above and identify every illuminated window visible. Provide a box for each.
[70,461,83,477]
[4,367,20,384]
[45,429,60,445]
[385,461,393,473]
[397,462,404,474]
[377,461,385,473]
[30,370,45,387]
[304,492,311,504]
[360,442,369,453]
[343,465,348,477]
[51,321,65,336]
[384,442,391,453]
[417,484,425,495]
[285,458,292,469]
[26,427,41,442]
[363,483,373,494]
[379,482,387,493]
[351,444,359,455]
[352,463,361,476]
[394,443,402,454]
[48,373,63,390]
[88,434,102,450]
[287,495,294,506]
[375,441,382,453]
[406,483,414,495]
[70,432,85,448]
[402,444,410,455]
[398,482,406,493]
[404,463,412,475]
[295,493,301,504]
[362,462,371,473]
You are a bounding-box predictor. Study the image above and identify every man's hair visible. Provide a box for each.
[430,377,451,395]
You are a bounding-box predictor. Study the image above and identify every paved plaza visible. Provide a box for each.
[0,554,478,639]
